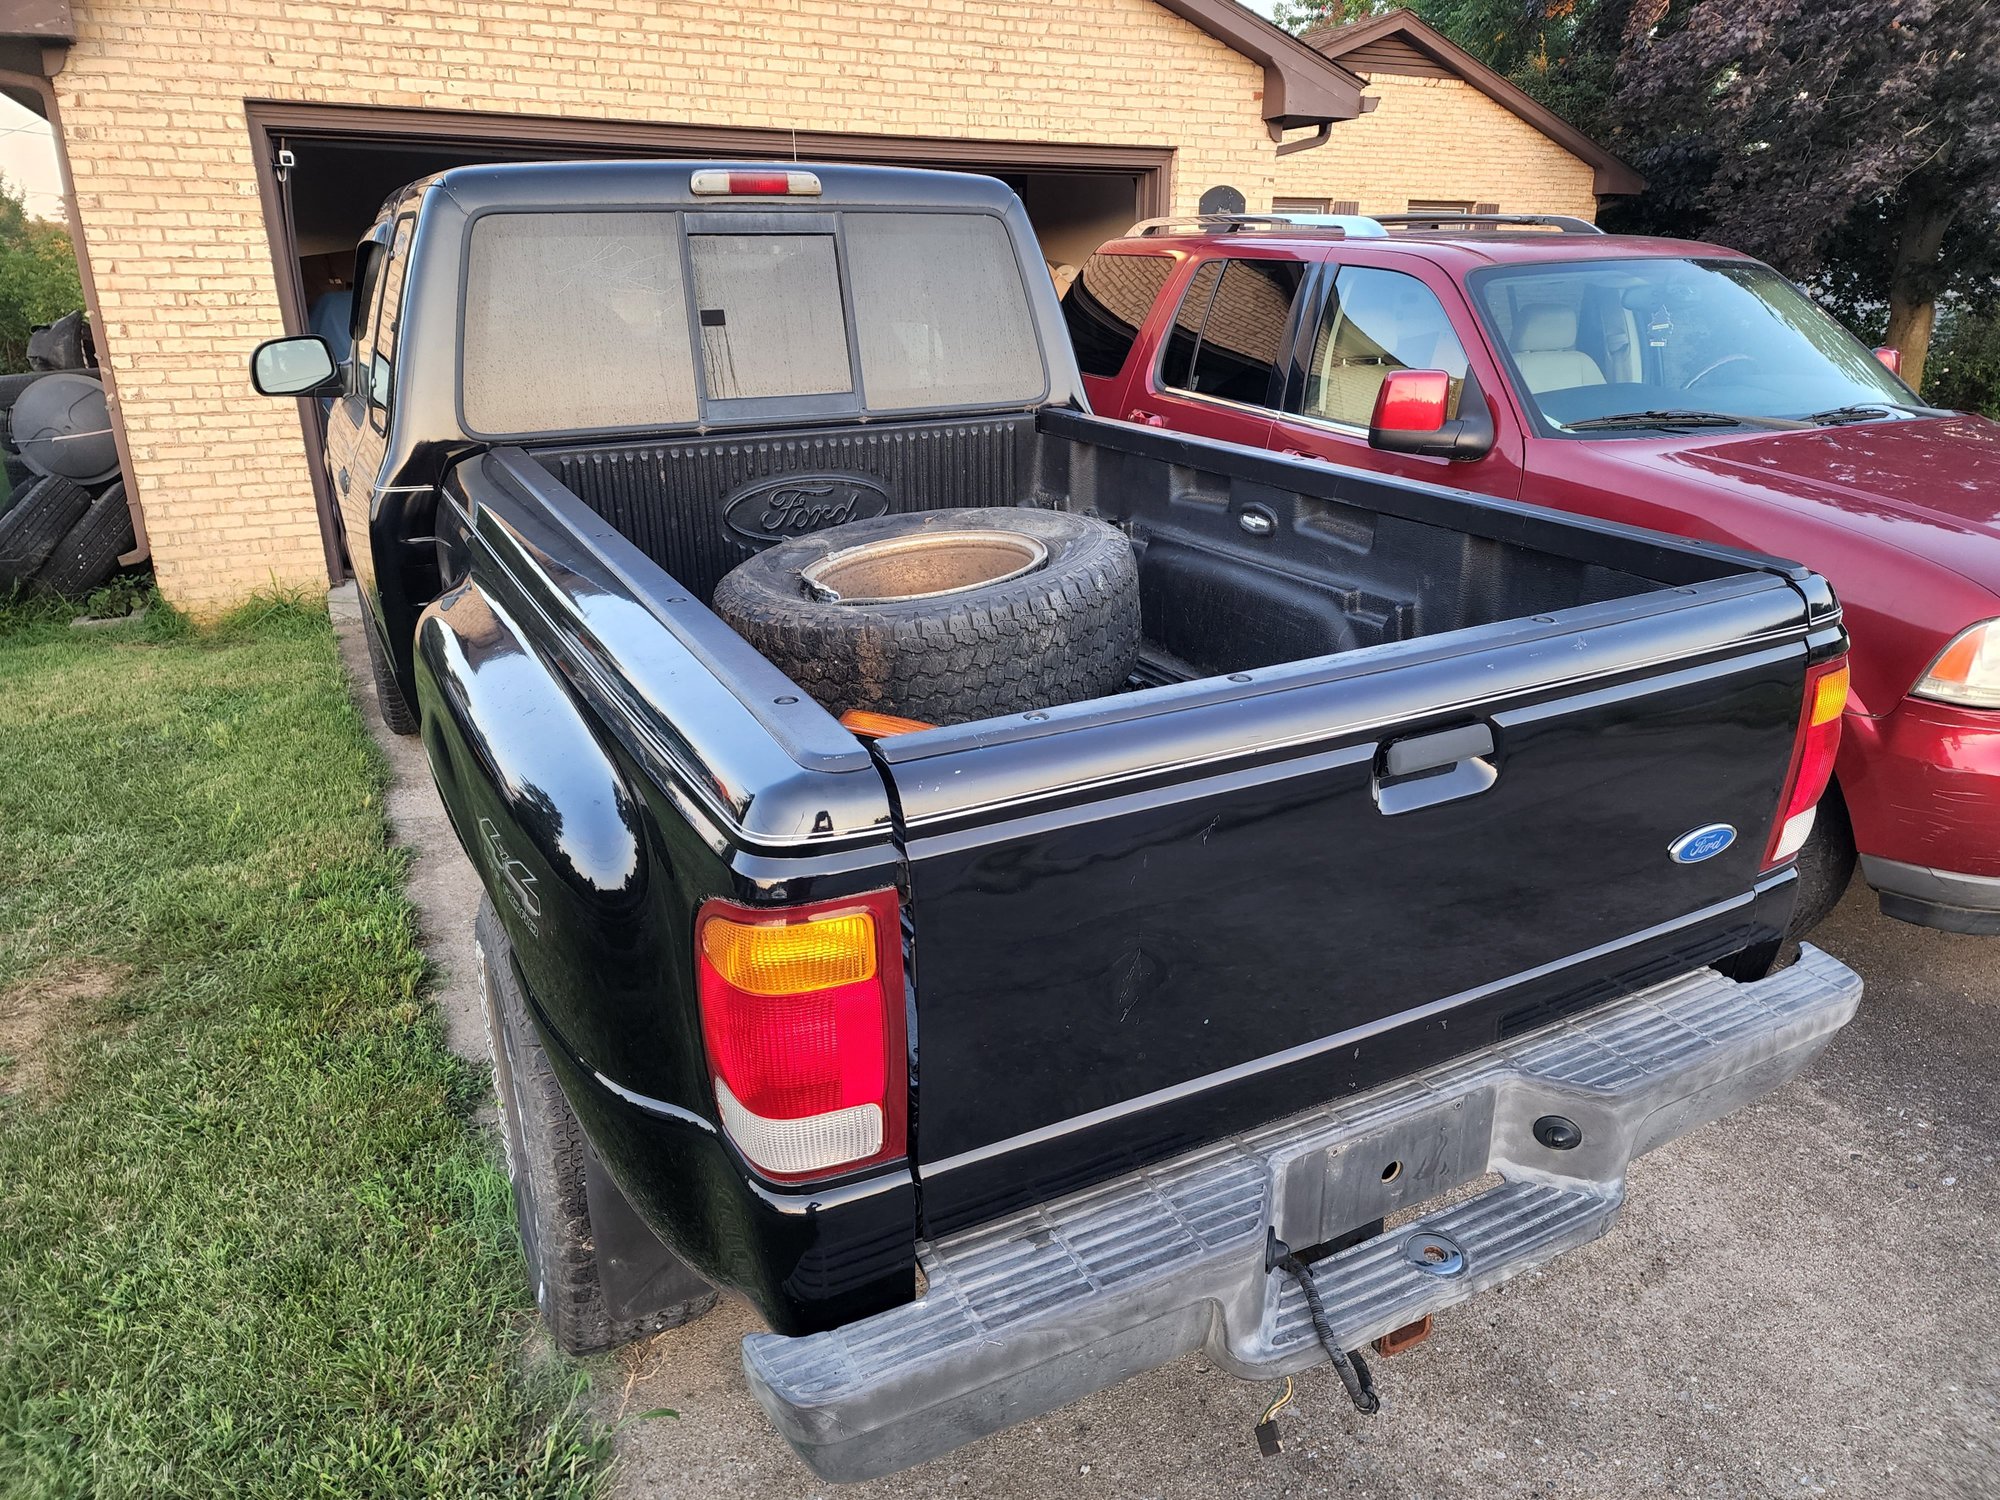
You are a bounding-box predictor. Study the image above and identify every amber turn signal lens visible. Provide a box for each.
[700,911,876,997]
[1810,661,1849,726]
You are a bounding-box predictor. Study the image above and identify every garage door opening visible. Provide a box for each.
[249,104,1167,578]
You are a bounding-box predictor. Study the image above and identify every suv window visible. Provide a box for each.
[1468,257,1913,430]
[1062,252,1174,379]
[1296,266,1470,428]
[1160,258,1305,406]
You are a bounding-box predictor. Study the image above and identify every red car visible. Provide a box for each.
[1064,213,1999,936]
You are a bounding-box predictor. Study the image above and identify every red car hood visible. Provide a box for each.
[1638,414,2000,588]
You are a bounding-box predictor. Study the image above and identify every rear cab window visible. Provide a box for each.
[457,208,1046,439]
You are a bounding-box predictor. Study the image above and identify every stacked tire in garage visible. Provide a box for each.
[0,310,135,599]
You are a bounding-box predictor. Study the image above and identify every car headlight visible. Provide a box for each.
[1913,620,2000,709]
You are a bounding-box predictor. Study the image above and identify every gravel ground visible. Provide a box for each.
[332,587,1999,1499]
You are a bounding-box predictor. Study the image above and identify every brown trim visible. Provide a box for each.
[244,107,347,581]
[0,64,149,564]
[244,102,1177,583]
[1149,0,1367,129]
[0,1,74,44]
[1302,8,1645,196]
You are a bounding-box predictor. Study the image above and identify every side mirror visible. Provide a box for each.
[1872,345,1903,376]
[1368,369,1496,460]
[250,335,341,397]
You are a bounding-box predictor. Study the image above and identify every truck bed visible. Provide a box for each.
[527,408,1659,686]
[467,407,1832,1236]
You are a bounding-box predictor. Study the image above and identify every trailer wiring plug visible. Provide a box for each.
[1253,1375,1294,1456]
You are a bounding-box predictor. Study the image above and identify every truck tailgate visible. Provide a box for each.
[874,577,1826,1235]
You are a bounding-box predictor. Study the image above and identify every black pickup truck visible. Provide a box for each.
[252,162,1862,1482]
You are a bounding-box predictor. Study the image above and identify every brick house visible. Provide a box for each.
[0,1,1635,610]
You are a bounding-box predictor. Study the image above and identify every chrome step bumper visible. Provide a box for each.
[744,946,1862,1482]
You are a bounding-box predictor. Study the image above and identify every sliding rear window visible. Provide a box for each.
[458,208,1046,438]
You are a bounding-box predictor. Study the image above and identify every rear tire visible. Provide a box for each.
[363,618,420,735]
[476,899,717,1356]
[1785,783,1857,941]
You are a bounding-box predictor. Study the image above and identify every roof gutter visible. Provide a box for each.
[1151,0,1369,139]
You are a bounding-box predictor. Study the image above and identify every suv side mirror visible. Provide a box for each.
[1368,370,1496,461]
[251,335,341,398]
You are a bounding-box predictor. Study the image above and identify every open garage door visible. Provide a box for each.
[248,104,1168,577]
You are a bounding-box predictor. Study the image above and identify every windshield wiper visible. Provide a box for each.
[1562,408,1814,433]
[1805,402,1940,426]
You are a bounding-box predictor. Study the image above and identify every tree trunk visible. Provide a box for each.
[1884,198,1953,393]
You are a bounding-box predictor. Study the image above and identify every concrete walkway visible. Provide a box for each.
[330,585,1999,1499]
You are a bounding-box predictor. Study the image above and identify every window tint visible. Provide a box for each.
[1162,258,1304,406]
[1160,261,1222,391]
[1298,266,1470,427]
[366,215,415,423]
[347,241,388,399]
[846,212,1044,408]
[1063,251,1173,379]
[689,232,852,401]
[462,212,698,435]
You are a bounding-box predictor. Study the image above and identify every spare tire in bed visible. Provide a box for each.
[713,507,1141,726]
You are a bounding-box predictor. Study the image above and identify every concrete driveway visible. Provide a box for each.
[333,588,1998,1499]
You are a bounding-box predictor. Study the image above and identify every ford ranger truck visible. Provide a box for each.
[250,162,1862,1482]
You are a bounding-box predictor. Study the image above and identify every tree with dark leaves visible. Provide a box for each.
[1614,0,2000,389]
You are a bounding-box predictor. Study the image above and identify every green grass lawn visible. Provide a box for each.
[0,595,606,1497]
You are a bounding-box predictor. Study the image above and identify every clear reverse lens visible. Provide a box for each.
[1913,621,2000,709]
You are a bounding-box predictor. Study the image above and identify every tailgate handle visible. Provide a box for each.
[1376,723,1498,815]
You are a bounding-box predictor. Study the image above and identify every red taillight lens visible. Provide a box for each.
[688,168,823,197]
[696,888,904,1180]
[1764,657,1849,868]
[1370,369,1451,434]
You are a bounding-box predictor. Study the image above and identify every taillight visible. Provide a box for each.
[696,888,905,1180]
[1764,657,1849,867]
[689,168,823,197]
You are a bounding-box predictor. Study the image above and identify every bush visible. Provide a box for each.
[1924,303,2000,417]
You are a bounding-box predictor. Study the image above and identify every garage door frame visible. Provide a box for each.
[245,100,1174,581]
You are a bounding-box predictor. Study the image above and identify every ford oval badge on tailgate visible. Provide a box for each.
[1669,823,1737,864]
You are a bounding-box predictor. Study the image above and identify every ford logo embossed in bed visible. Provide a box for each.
[1668,823,1737,863]
[724,473,891,543]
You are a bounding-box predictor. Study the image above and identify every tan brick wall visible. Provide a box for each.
[1270,72,1599,222]
[55,0,1280,610]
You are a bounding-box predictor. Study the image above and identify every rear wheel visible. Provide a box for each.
[476,898,717,1355]
[363,618,419,735]
[1786,783,1857,941]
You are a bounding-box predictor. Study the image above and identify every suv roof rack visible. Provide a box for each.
[1127,213,1355,239]
[1371,213,1604,235]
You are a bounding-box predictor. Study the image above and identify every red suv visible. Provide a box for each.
[1063,214,2000,936]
